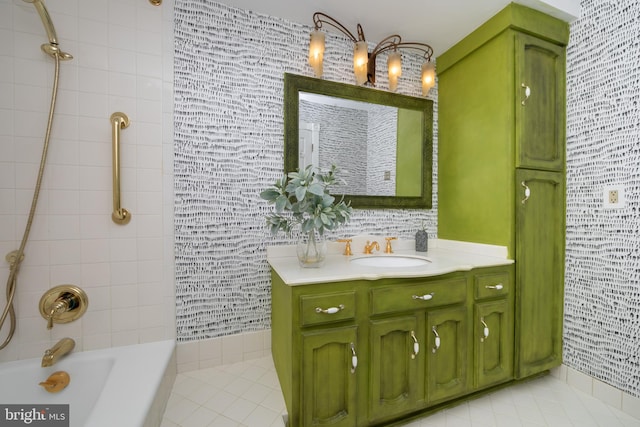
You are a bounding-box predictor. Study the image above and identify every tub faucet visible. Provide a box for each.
[41,337,75,367]
[364,240,380,254]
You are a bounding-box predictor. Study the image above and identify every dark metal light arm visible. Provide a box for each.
[311,11,435,87]
[313,12,360,43]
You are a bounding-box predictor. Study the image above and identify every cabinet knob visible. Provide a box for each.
[521,83,531,106]
[480,317,490,342]
[432,326,441,353]
[485,283,504,290]
[412,293,434,301]
[521,181,531,204]
[350,343,358,373]
[315,304,344,314]
[410,330,419,359]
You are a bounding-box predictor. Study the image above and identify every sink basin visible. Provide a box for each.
[350,255,431,268]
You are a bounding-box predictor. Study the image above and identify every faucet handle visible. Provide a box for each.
[337,239,353,256]
[384,237,397,254]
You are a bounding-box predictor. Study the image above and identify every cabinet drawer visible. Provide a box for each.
[371,278,467,315]
[474,272,510,300]
[299,291,356,326]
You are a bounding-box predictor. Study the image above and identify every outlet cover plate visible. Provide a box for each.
[603,186,626,209]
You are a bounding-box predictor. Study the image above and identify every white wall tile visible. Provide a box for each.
[593,378,623,410]
[567,367,593,395]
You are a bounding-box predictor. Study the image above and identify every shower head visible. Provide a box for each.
[23,0,72,60]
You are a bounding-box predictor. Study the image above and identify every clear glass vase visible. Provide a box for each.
[296,231,327,268]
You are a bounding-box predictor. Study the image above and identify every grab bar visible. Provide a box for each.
[110,112,131,225]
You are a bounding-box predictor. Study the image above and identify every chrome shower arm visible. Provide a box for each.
[23,0,59,46]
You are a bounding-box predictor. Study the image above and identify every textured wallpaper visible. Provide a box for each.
[174,0,438,341]
[565,0,640,397]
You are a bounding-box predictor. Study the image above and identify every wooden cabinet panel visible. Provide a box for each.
[474,299,514,388]
[371,278,467,315]
[369,316,422,422]
[426,306,468,403]
[301,326,359,427]
[516,34,566,171]
[515,169,565,377]
[300,291,356,326]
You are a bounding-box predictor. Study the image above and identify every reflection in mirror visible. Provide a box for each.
[284,73,433,209]
[299,93,406,196]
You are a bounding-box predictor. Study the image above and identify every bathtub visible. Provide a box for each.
[0,339,176,427]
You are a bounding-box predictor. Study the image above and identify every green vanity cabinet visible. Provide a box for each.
[271,265,514,427]
[271,273,364,427]
[438,3,568,380]
[368,275,468,423]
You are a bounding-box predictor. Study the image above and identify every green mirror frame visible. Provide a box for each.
[283,73,433,209]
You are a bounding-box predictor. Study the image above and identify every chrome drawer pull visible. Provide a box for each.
[410,330,419,359]
[412,293,434,301]
[315,304,344,314]
[350,343,358,373]
[480,317,490,342]
[521,83,531,105]
[485,283,503,290]
[432,326,440,353]
[521,181,531,204]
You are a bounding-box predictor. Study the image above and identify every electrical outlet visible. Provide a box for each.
[603,186,625,209]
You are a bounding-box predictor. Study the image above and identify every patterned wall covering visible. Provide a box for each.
[174,0,437,341]
[565,0,640,397]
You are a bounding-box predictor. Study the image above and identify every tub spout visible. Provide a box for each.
[41,337,75,367]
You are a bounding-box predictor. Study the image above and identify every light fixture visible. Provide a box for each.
[309,12,435,94]
[308,30,325,77]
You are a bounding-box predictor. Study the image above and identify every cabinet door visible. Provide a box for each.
[301,326,359,427]
[474,300,513,389]
[426,306,468,403]
[369,316,422,422]
[516,33,566,171]
[516,169,565,378]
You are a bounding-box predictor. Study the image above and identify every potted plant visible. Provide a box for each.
[260,165,353,267]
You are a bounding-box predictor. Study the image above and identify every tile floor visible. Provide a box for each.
[161,356,640,427]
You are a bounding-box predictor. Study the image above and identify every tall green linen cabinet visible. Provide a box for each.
[437,3,568,378]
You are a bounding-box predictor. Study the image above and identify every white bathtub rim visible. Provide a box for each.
[0,339,175,427]
[86,339,175,427]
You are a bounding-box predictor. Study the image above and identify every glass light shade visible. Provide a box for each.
[421,61,436,96]
[353,41,369,85]
[388,51,402,92]
[308,30,325,78]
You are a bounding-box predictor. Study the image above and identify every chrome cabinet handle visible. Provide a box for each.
[315,304,344,314]
[521,83,531,105]
[410,330,419,359]
[521,181,531,204]
[480,317,490,342]
[432,326,441,353]
[350,343,358,373]
[412,293,434,301]
[485,283,504,290]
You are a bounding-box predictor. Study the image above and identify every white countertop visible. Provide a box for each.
[267,237,514,286]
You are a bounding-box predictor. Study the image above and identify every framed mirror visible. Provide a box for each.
[283,73,433,209]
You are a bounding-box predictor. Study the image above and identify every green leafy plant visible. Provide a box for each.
[260,165,353,236]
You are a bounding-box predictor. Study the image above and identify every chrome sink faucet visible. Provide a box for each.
[364,240,380,254]
[41,337,75,367]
